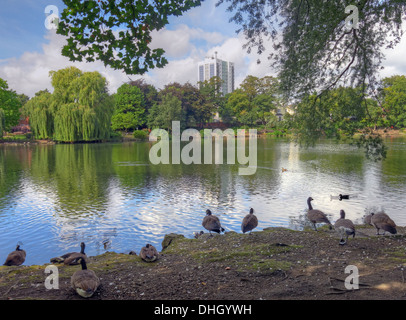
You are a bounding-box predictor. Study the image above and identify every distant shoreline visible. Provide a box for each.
[1,127,405,145]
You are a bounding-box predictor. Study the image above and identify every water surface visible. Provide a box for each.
[1,137,405,265]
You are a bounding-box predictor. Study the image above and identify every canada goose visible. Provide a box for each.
[363,214,373,226]
[241,208,258,234]
[71,257,100,298]
[202,209,225,236]
[50,242,88,265]
[306,197,333,231]
[3,244,26,266]
[334,210,355,245]
[193,231,204,239]
[139,244,159,262]
[370,212,397,235]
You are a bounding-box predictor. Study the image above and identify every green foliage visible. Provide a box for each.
[218,0,406,98]
[158,82,216,127]
[128,79,159,115]
[111,83,145,132]
[57,0,202,74]
[380,75,406,128]
[147,94,183,132]
[220,75,280,127]
[24,66,113,142]
[0,109,4,138]
[291,86,387,160]
[133,130,148,140]
[0,78,22,133]
[23,90,53,139]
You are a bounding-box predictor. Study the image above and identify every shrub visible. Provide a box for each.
[133,130,148,140]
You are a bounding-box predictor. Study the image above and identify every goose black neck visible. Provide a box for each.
[80,243,85,254]
[80,258,87,270]
[307,198,313,210]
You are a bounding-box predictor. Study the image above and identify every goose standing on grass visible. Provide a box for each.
[364,213,373,226]
[71,257,100,298]
[241,208,258,234]
[3,244,26,266]
[334,210,355,245]
[140,244,159,262]
[306,197,333,231]
[50,242,88,265]
[371,212,397,235]
[202,209,225,236]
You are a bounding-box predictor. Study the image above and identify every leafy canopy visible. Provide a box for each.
[217,0,406,98]
[0,78,21,134]
[57,0,202,74]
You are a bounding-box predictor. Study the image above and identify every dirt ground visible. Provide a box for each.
[1,225,406,301]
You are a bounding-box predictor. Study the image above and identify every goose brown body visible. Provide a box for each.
[51,242,88,265]
[3,245,26,266]
[306,197,332,231]
[202,209,225,235]
[334,210,355,245]
[241,208,258,234]
[139,244,159,262]
[371,212,397,235]
[71,257,100,298]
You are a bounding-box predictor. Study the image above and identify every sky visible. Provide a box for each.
[0,0,406,98]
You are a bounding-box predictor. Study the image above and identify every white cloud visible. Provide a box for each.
[3,20,403,99]
[0,31,131,97]
[0,25,269,96]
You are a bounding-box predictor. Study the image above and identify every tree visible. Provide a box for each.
[23,90,53,140]
[147,94,183,132]
[218,0,406,98]
[57,0,202,75]
[111,83,145,132]
[128,79,159,116]
[217,0,405,159]
[159,82,214,127]
[221,75,280,127]
[0,78,22,135]
[380,75,406,128]
[24,67,113,142]
[292,86,387,160]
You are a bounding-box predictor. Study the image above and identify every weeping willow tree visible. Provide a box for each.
[23,90,53,139]
[24,67,113,142]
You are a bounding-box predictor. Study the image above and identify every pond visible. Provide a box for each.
[1,136,405,265]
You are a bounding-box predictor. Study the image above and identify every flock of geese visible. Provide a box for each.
[2,196,398,298]
[2,241,159,298]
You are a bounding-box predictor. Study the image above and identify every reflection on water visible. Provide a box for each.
[0,137,406,265]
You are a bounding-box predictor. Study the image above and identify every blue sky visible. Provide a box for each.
[0,0,405,97]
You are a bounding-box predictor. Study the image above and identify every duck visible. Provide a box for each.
[370,212,397,235]
[50,242,89,265]
[3,244,26,266]
[339,194,350,201]
[241,208,258,234]
[306,197,332,231]
[139,244,159,262]
[282,167,288,172]
[334,210,355,245]
[202,209,225,236]
[70,257,100,298]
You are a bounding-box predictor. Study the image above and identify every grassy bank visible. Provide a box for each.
[1,225,406,300]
